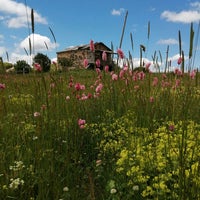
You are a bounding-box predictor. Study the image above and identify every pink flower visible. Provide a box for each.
[134,85,139,90]
[189,70,196,79]
[50,83,55,88]
[90,40,95,52]
[169,124,175,131]
[138,71,145,80]
[177,57,182,65]
[80,84,85,90]
[52,61,57,65]
[75,83,85,91]
[96,59,101,68]
[117,48,124,59]
[123,65,128,71]
[69,82,73,88]
[145,62,151,71]
[102,51,107,61]
[0,83,5,89]
[75,83,81,91]
[78,119,86,129]
[96,67,101,74]
[87,93,93,99]
[133,74,138,81]
[41,104,46,110]
[112,73,118,81]
[152,77,159,86]
[95,83,103,93]
[34,112,40,117]
[162,74,167,79]
[174,68,183,76]
[119,69,125,79]
[104,65,109,72]
[83,59,88,68]
[34,63,42,72]
[80,93,88,101]
[175,79,181,88]
[149,96,154,103]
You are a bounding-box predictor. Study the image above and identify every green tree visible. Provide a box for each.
[34,53,51,72]
[14,60,31,74]
[58,57,73,71]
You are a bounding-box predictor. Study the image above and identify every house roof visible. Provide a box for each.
[57,42,114,54]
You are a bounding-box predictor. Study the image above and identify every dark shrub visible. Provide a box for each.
[34,53,51,72]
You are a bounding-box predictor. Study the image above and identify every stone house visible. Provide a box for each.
[56,42,114,69]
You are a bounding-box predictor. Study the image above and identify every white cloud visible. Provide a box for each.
[10,52,30,63]
[169,54,180,62]
[0,16,5,20]
[190,2,200,11]
[161,2,200,24]
[168,53,188,64]
[0,0,47,28]
[111,8,125,16]
[19,33,58,52]
[157,38,178,45]
[161,10,200,23]
[0,46,6,56]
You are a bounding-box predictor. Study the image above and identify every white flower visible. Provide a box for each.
[33,112,40,117]
[9,161,25,171]
[63,186,69,192]
[9,178,24,189]
[110,188,117,194]
[132,185,139,191]
[32,136,38,140]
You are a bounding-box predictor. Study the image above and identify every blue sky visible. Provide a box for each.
[0,0,200,70]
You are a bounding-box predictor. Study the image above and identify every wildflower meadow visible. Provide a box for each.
[0,10,200,198]
[0,58,200,199]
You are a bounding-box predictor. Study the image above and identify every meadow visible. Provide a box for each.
[0,63,200,199]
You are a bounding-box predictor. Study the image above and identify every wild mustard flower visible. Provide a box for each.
[141,186,154,197]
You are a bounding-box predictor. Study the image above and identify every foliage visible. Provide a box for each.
[34,53,51,72]
[0,59,13,73]
[86,113,200,199]
[14,60,31,74]
[4,62,13,70]
[58,57,74,70]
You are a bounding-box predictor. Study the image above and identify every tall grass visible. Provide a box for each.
[0,67,200,199]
